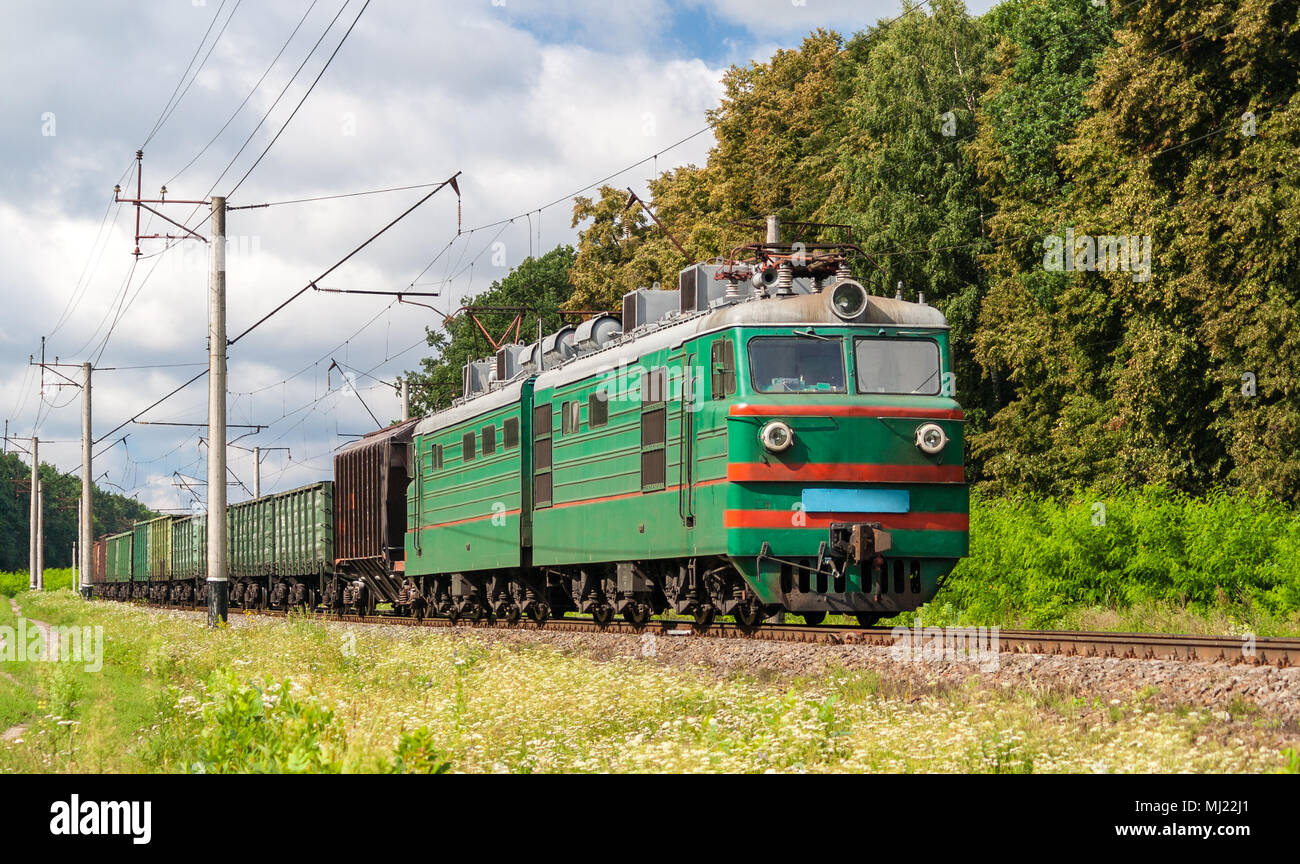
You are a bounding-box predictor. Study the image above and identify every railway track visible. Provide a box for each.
[145,603,1300,668]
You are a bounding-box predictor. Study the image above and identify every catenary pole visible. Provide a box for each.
[29,436,38,590]
[80,362,93,598]
[207,196,228,625]
[35,471,43,591]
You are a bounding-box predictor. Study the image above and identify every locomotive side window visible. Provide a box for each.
[504,417,519,448]
[711,338,736,399]
[462,432,475,462]
[561,400,581,434]
[431,443,443,470]
[748,336,846,393]
[589,391,609,427]
[533,403,553,507]
[641,368,666,403]
[482,424,497,455]
[854,338,942,395]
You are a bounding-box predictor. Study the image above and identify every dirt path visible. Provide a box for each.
[0,597,50,743]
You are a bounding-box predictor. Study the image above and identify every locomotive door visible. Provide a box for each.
[678,350,696,527]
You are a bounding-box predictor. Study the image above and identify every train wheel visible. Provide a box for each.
[463,603,483,623]
[622,602,650,627]
[503,604,521,624]
[692,605,715,630]
[591,604,614,627]
[734,601,764,630]
[527,601,550,624]
[855,613,881,628]
[802,612,826,626]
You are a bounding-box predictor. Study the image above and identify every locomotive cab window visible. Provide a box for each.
[482,424,497,455]
[462,432,475,462]
[504,417,519,448]
[854,337,942,395]
[430,443,443,470]
[748,336,846,393]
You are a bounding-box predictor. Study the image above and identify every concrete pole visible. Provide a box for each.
[28,436,37,590]
[400,379,410,422]
[35,475,43,591]
[253,446,260,498]
[80,362,93,599]
[207,196,228,625]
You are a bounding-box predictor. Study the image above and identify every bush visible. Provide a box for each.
[933,487,1300,628]
[0,568,76,595]
[189,670,347,774]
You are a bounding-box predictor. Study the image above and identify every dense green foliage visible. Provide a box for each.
[930,488,1300,630]
[554,0,1300,501]
[0,568,74,595]
[0,453,154,570]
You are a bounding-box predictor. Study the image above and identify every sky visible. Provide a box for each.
[1,0,998,514]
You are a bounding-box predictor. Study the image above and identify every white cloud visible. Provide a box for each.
[1,1,779,509]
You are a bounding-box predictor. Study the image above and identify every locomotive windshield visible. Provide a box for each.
[854,337,942,395]
[748,336,846,393]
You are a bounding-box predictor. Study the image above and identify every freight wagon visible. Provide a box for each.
[93,482,334,610]
[103,531,133,600]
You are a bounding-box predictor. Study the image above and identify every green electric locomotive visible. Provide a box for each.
[400,220,968,627]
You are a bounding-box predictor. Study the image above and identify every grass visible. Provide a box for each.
[0,591,41,732]
[0,569,75,596]
[0,591,1295,774]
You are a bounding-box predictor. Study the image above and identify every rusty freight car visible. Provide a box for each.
[331,419,418,614]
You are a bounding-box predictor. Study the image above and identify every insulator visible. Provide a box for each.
[776,261,794,295]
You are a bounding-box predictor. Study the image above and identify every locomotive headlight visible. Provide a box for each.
[830,279,868,320]
[760,420,795,453]
[915,422,948,455]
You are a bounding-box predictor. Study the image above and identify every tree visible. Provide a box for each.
[0,451,155,571]
[404,245,578,415]
[822,0,996,457]
[967,0,1115,493]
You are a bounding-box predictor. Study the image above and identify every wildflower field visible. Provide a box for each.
[0,590,1294,774]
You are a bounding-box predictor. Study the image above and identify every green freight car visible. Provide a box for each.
[98,481,334,610]
[133,516,173,603]
[104,531,133,600]
[269,481,333,608]
[224,481,334,609]
[169,513,207,605]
